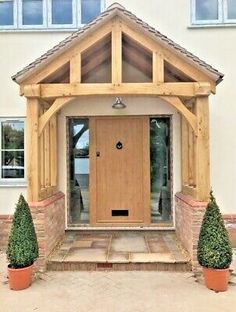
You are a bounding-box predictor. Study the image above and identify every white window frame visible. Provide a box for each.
[0,0,17,30]
[0,118,27,186]
[191,0,236,25]
[48,0,76,29]
[18,0,47,29]
[0,0,105,30]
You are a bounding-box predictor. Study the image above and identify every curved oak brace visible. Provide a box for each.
[39,97,75,135]
[38,95,197,136]
[160,96,198,135]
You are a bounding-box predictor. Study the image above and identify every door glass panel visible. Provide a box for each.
[69,119,89,224]
[150,118,171,223]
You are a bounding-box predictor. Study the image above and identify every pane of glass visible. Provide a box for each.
[227,0,236,19]
[52,0,73,24]
[22,0,43,25]
[196,0,218,20]
[1,121,24,149]
[0,1,13,25]
[150,118,171,223]
[2,151,24,178]
[69,119,89,224]
[81,0,100,24]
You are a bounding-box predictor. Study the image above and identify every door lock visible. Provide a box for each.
[96,151,100,157]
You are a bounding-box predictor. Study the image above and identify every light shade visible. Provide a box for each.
[112,97,126,109]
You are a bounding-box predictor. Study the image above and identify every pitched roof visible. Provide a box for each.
[12,2,223,84]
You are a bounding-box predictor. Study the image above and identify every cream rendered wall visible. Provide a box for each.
[58,96,181,228]
[0,33,71,214]
[0,0,235,214]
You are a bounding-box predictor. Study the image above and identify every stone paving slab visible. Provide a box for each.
[48,231,189,265]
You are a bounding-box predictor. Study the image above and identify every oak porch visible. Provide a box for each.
[12,6,219,209]
[12,4,222,270]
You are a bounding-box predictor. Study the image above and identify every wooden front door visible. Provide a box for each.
[90,117,150,225]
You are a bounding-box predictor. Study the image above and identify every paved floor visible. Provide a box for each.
[49,231,188,264]
[0,251,236,312]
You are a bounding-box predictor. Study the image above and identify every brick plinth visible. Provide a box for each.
[175,192,207,270]
[29,192,65,272]
[223,214,236,248]
[0,215,13,250]
[175,193,236,270]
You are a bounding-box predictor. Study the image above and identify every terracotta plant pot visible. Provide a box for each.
[8,264,33,290]
[203,267,229,292]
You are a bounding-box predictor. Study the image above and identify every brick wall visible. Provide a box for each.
[0,192,65,272]
[224,214,236,248]
[175,193,207,270]
[0,215,13,251]
[175,192,236,270]
[29,192,65,271]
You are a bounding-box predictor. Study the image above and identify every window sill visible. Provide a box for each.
[188,23,236,29]
[0,181,27,188]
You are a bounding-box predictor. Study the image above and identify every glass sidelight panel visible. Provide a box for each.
[150,117,171,223]
[69,118,89,224]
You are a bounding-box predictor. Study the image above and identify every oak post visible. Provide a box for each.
[27,98,40,202]
[194,96,210,201]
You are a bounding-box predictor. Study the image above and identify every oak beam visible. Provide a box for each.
[153,52,164,83]
[22,82,212,98]
[27,98,40,202]
[49,115,58,187]
[181,116,189,186]
[160,96,198,134]
[39,97,75,135]
[111,18,122,85]
[70,53,81,83]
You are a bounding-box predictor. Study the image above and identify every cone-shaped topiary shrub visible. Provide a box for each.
[7,194,39,269]
[197,191,232,269]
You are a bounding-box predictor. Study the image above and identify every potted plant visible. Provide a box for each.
[6,194,39,290]
[197,191,232,292]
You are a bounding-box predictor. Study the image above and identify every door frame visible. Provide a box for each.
[89,116,150,226]
[66,115,174,229]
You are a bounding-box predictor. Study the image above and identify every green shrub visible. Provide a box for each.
[7,194,39,269]
[197,191,232,269]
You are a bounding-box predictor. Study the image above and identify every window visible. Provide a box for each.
[0,119,25,183]
[0,0,105,30]
[192,0,236,25]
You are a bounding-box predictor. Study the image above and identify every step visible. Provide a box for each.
[47,231,191,272]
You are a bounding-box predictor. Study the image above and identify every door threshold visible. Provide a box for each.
[66,226,175,231]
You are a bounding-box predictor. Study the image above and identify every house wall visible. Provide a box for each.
[0,0,236,218]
